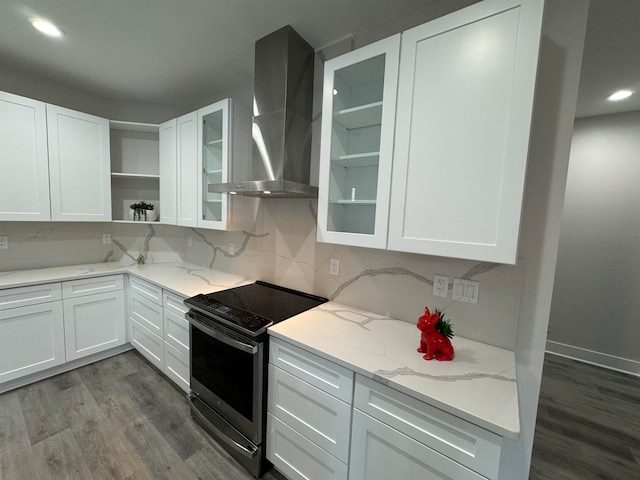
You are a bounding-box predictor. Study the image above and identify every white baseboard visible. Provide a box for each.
[545,340,640,377]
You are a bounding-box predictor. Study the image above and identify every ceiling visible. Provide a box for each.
[0,0,637,117]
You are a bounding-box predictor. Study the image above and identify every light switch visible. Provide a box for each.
[0,235,7,249]
[452,278,480,304]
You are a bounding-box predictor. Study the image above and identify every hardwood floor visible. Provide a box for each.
[0,351,279,480]
[3,350,637,479]
[531,354,640,480]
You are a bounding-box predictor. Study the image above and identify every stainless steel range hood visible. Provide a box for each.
[209,26,316,198]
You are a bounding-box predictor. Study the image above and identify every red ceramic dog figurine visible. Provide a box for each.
[417,307,454,361]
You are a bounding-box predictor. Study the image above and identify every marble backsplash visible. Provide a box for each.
[0,199,524,350]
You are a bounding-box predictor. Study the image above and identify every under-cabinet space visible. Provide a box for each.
[109,121,160,222]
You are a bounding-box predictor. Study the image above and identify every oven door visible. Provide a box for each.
[187,310,263,444]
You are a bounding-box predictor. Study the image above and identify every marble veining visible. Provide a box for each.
[190,228,270,269]
[24,226,64,241]
[331,262,503,301]
[373,366,516,383]
[269,301,520,438]
[112,237,136,263]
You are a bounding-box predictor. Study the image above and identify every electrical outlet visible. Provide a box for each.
[229,242,235,256]
[432,274,449,298]
[187,237,192,248]
[0,236,7,249]
[329,258,340,276]
[452,278,480,304]
[102,233,111,245]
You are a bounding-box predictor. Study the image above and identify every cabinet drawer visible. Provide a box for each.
[0,283,62,311]
[129,291,163,337]
[131,320,163,370]
[129,276,162,305]
[164,309,189,356]
[164,342,189,393]
[270,338,353,403]
[62,274,123,299]
[163,291,188,317]
[349,409,485,480]
[267,413,348,480]
[354,375,501,479]
[268,365,351,462]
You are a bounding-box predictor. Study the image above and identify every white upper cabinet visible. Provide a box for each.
[0,91,51,221]
[388,0,544,264]
[47,105,112,221]
[197,99,231,230]
[317,35,400,249]
[176,111,199,227]
[159,118,177,225]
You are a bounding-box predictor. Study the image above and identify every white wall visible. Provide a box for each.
[498,0,589,478]
[547,111,640,375]
[0,63,182,123]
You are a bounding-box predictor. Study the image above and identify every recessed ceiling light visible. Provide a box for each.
[607,90,634,102]
[30,18,64,38]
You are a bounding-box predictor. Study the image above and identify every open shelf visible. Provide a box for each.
[111,172,160,179]
[109,120,159,133]
[332,152,380,168]
[329,199,377,205]
[334,102,383,129]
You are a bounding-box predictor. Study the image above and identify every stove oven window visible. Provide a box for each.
[192,327,254,421]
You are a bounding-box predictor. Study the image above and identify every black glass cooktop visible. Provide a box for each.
[184,281,327,335]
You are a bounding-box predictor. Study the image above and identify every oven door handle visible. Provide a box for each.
[187,312,258,354]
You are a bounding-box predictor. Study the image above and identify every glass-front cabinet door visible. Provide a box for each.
[197,98,231,230]
[317,35,400,249]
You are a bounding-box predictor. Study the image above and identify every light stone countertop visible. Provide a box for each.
[268,301,520,439]
[0,261,249,297]
[0,261,519,439]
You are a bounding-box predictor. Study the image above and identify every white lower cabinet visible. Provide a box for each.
[127,278,190,392]
[349,409,485,480]
[267,338,353,480]
[62,275,126,361]
[164,342,189,392]
[131,318,164,369]
[267,414,349,480]
[267,340,504,480]
[0,301,65,384]
[63,289,125,361]
[162,291,190,392]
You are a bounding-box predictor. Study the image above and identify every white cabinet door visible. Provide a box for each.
[388,0,543,264]
[176,111,198,227]
[47,105,111,221]
[349,410,485,480]
[159,118,177,225]
[0,302,65,384]
[317,35,400,249]
[63,290,126,361]
[197,99,231,230]
[267,413,348,480]
[0,91,51,221]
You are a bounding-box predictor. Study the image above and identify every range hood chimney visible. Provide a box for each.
[209,26,316,198]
